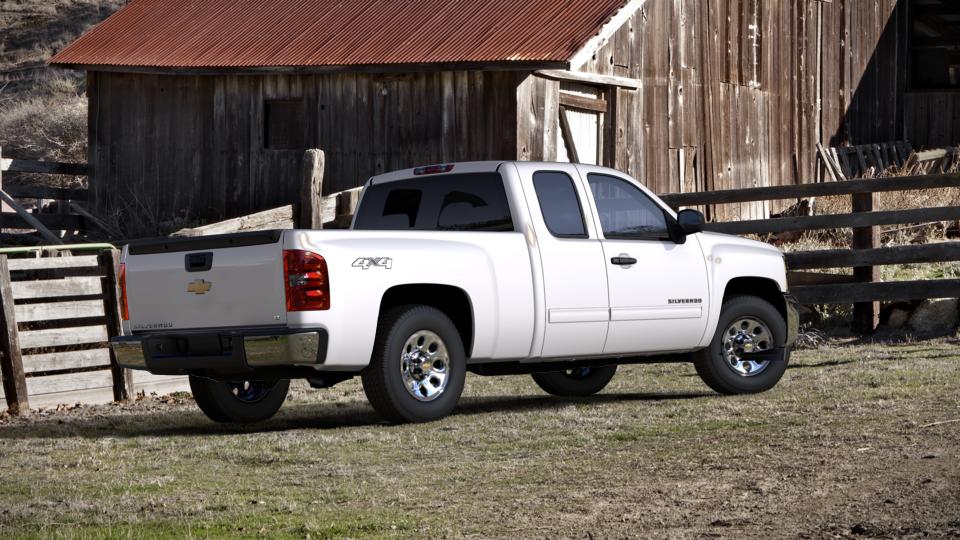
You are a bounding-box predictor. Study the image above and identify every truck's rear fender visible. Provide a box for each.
[378,284,474,356]
[286,231,535,369]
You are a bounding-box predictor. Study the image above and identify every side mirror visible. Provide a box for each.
[677,209,705,234]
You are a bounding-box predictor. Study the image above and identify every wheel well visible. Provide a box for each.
[379,284,474,356]
[723,277,786,320]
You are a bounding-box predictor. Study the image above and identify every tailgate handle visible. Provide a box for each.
[185,252,213,272]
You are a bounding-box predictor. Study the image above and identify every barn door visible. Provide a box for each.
[557,83,609,166]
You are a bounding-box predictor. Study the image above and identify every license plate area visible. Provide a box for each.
[145,334,234,359]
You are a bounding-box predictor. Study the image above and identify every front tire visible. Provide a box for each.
[361,305,466,423]
[694,295,788,395]
[189,376,289,423]
[531,365,618,397]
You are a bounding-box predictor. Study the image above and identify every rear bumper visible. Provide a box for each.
[784,293,800,348]
[111,328,328,376]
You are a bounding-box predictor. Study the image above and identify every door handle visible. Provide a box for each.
[185,252,213,272]
[611,256,637,266]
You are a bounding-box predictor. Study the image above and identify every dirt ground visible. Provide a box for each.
[0,339,958,539]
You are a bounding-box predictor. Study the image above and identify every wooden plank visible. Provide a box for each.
[830,147,848,179]
[704,206,960,235]
[6,255,100,271]
[658,173,960,207]
[299,149,325,230]
[792,279,960,305]
[0,158,88,176]
[2,185,89,201]
[787,271,857,286]
[171,205,295,237]
[99,250,130,401]
[22,348,111,374]
[11,276,102,300]
[558,93,608,113]
[786,242,960,270]
[534,69,642,89]
[0,256,29,413]
[27,386,116,409]
[14,300,105,323]
[18,325,109,350]
[131,371,189,396]
[0,189,63,244]
[26,369,114,397]
[558,106,580,163]
[816,143,839,181]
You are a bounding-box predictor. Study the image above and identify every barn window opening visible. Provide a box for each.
[556,82,608,166]
[909,0,960,91]
[264,99,305,150]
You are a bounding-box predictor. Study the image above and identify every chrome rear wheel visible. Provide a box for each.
[400,330,450,402]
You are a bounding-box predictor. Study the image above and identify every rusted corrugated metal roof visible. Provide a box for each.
[50,0,632,69]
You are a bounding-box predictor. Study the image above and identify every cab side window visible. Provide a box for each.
[533,171,588,238]
[587,173,669,240]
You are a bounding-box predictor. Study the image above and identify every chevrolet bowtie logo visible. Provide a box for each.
[187,279,212,295]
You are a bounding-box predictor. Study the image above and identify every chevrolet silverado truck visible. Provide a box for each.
[111,161,799,424]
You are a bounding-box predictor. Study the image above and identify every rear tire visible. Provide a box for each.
[361,305,466,423]
[694,295,788,395]
[189,376,289,423]
[531,365,618,397]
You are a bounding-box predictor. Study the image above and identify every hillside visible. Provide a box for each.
[0,0,121,164]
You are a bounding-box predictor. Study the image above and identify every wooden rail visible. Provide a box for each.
[660,172,960,332]
[0,147,92,245]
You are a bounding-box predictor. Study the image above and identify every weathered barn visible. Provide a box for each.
[50,0,960,233]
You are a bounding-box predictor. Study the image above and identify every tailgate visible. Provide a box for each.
[124,231,288,332]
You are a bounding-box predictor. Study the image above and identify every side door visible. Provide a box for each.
[516,164,609,358]
[581,170,710,354]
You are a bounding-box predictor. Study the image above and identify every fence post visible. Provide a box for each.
[99,250,131,401]
[0,255,29,414]
[851,191,880,332]
[300,149,325,230]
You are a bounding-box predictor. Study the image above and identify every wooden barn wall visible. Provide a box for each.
[87,71,519,234]
[521,0,920,220]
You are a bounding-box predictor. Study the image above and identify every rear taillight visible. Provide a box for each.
[118,262,130,321]
[283,250,330,311]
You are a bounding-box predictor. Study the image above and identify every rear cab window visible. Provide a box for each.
[354,173,515,232]
[532,171,587,238]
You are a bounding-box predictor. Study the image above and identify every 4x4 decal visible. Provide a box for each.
[352,257,393,270]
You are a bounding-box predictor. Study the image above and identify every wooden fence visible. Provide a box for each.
[660,173,960,332]
[0,250,184,413]
[0,146,98,244]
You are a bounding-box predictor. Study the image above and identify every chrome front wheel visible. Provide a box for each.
[694,295,788,395]
[722,317,773,377]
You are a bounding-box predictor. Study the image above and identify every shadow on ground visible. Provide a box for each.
[0,391,711,440]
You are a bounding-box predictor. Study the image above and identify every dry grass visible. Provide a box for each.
[0,0,122,165]
[0,340,958,539]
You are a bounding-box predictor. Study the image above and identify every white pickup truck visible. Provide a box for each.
[112,161,798,423]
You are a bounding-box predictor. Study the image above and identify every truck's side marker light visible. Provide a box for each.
[283,250,330,311]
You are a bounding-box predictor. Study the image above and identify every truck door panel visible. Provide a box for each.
[519,168,609,358]
[583,172,710,354]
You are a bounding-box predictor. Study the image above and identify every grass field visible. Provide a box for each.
[0,339,958,539]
